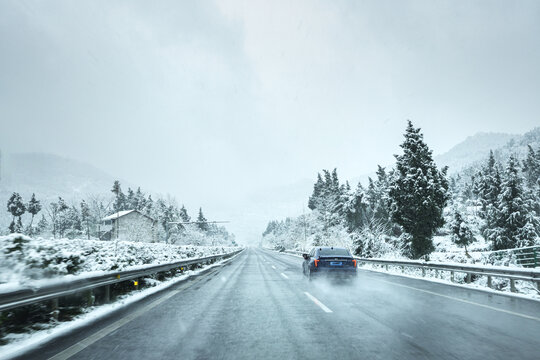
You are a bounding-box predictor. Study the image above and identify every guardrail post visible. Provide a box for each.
[385,264,388,271]
[466,273,471,283]
[450,271,454,282]
[401,266,404,273]
[510,279,517,293]
[51,298,59,320]
[85,290,95,306]
[104,285,111,304]
[487,276,492,289]
[536,281,540,292]
[435,269,439,278]
[534,248,538,268]
[421,267,426,277]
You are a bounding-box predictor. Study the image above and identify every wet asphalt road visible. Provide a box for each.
[14,247,540,360]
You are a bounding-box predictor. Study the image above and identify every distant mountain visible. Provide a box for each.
[0,152,126,233]
[0,152,118,201]
[434,132,518,173]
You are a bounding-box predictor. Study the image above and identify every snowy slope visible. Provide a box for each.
[434,132,517,173]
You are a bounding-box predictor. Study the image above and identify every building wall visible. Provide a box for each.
[111,212,155,242]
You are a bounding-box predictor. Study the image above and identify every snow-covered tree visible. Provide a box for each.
[450,209,475,255]
[179,205,191,223]
[36,214,48,235]
[389,121,450,259]
[111,180,127,212]
[26,193,42,235]
[7,192,26,233]
[80,200,91,239]
[522,145,540,188]
[197,208,209,232]
[485,156,538,249]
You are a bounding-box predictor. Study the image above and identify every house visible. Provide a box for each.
[100,210,156,242]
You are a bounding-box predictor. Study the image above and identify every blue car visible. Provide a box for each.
[302,247,357,281]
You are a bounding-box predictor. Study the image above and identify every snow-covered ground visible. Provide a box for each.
[0,234,238,287]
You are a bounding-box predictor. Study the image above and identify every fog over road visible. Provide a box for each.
[18,248,540,360]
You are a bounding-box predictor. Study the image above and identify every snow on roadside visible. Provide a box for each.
[361,263,540,300]
[0,234,239,288]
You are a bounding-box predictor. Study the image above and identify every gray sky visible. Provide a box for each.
[1,0,540,242]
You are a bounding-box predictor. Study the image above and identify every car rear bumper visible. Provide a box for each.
[310,268,357,278]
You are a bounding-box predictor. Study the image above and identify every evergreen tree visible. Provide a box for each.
[486,156,538,249]
[197,208,209,231]
[126,188,136,210]
[135,187,146,211]
[179,205,191,223]
[54,197,70,238]
[144,195,154,217]
[344,182,370,232]
[7,192,26,233]
[26,193,42,235]
[80,200,91,239]
[308,173,324,210]
[450,209,475,255]
[389,121,450,259]
[111,180,126,212]
[522,145,540,188]
[36,214,48,235]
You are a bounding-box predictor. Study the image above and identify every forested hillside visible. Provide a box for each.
[262,122,540,260]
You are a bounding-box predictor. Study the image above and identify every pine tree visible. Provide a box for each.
[389,121,450,259]
[135,187,146,211]
[126,188,136,210]
[37,214,48,235]
[54,197,70,238]
[7,192,26,234]
[111,180,126,212]
[26,193,42,235]
[197,208,209,232]
[144,195,154,217]
[308,173,324,210]
[522,145,540,188]
[486,156,538,249]
[179,205,191,223]
[450,209,475,256]
[81,200,91,239]
[344,182,370,233]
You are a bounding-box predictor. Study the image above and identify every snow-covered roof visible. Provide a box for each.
[102,210,136,221]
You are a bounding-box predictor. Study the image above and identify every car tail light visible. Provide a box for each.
[314,259,319,267]
[352,259,357,267]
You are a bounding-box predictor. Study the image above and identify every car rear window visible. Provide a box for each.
[318,248,350,256]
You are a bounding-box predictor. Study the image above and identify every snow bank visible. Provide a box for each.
[0,234,238,286]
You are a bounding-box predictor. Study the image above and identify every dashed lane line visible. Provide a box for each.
[304,292,333,313]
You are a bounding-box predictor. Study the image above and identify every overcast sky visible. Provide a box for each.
[1,1,540,242]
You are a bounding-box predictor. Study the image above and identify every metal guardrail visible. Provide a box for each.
[487,245,540,268]
[0,249,244,313]
[276,248,540,293]
[356,257,540,292]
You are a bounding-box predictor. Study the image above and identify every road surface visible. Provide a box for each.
[15,247,540,360]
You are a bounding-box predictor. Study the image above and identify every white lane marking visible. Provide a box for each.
[401,332,414,339]
[48,273,214,360]
[304,292,333,313]
[280,273,289,279]
[379,279,540,322]
[271,265,276,270]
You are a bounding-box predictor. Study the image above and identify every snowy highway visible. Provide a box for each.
[15,248,540,360]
